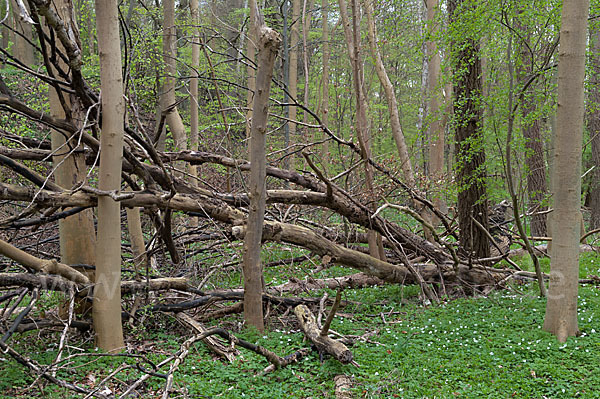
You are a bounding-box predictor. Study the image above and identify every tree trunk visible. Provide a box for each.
[93,0,126,351]
[46,0,97,309]
[417,2,428,175]
[320,0,330,163]
[516,13,548,237]
[126,207,147,276]
[162,0,187,153]
[1,2,10,61]
[301,0,314,124]
[287,0,300,168]
[448,0,489,259]
[189,0,200,226]
[425,0,446,222]
[338,0,384,260]
[443,82,454,173]
[86,0,95,56]
[543,0,589,343]
[588,25,600,230]
[282,0,290,171]
[243,1,281,332]
[245,0,257,141]
[363,0,415,187]
[11,0,34,66]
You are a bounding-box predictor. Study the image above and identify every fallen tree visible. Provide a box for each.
[0,181,510,289]
[0,145,448,264]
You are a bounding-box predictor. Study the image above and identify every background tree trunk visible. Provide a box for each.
[287,0,300,169]
[93,0,126,351]
[588,24,600,230]
[243,1,281,332]
[46,0,97,304]
[189,0,200,226]
[448,0,489,259]
[126,207,147,276]
[11,0,34,66]
[363,0,415,187]
[516,12,548,237]
[543,0,589,343]
[301,0,314,129]
[245,0,257,141]
[338,0,384,260]
[319,0,330,164]
[1,2,11,60]
[161,0,187,153]
[426,0,446,223]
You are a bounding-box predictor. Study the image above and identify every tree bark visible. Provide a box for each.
[11,0,34,66]
[288,0,300,168]
[516,12,548,237]
[161,0,187,153]
[448,0,489,259]
[363,0,415,187]
[189,0,200,226]
[245,0,257,140]
[425,0,446,223]
[543,0,589,343]
[319,0,330,163]
[588,25,600,230]
[294,305,353,364]
[242,1,281,332]
[126,207,147,276]
[93,0,126,351]
[338,0,384,260]
[45,0,97,309]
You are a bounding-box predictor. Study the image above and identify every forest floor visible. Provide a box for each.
[1,250,600,398]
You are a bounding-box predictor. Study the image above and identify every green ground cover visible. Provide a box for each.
[1,252,600,398]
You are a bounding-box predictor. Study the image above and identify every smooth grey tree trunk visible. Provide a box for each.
[93,0,126,351]
[543,0,589,343]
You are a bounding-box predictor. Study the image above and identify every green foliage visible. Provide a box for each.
[2,252,600,397]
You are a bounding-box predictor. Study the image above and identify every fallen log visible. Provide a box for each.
[0,147,448,264]
[271,273,386,295]
[233,221,508,287]
[508,244,597,258]
[121,277,190,294]
[170,150,449,264]
[294,304,353,364]
[175,313,238,362]
[334,375,353,399]
[162,327,310,373]
[15,319,91,333]
[0,274,193,295]
[146,291,335,313]
[0,273,78,292]
[0,182,508,289]
[195,302,243,322]
[0,239,89,284]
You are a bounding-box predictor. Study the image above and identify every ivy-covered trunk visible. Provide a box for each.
[448,0,489,259]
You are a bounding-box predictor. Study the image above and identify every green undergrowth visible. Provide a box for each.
[2,252,600,398]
